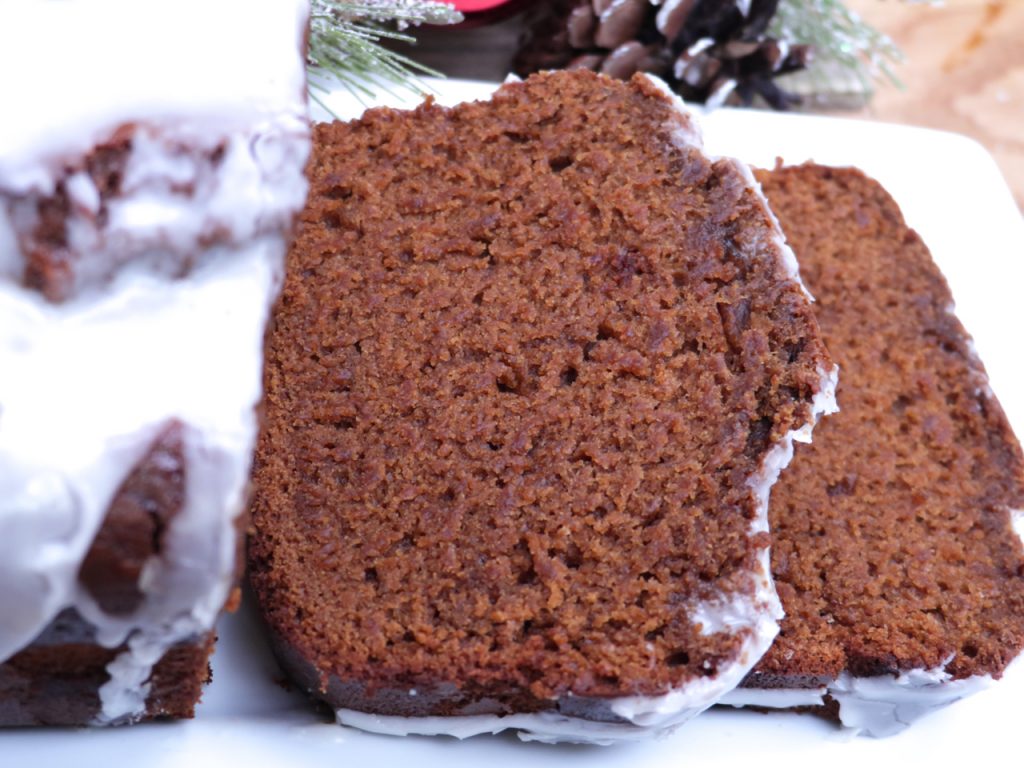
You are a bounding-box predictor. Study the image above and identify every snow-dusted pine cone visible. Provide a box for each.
[513,0,812,109]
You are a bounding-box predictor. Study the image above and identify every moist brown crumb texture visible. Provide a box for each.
[747,164,1024,686]
[249,70,832,716]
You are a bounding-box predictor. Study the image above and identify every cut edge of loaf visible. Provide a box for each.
[722,162,1024,738]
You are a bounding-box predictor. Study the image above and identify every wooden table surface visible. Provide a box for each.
[403,0,1024,211]
[844,0,1024,212]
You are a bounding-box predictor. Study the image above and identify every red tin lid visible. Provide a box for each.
[451,0,515,10]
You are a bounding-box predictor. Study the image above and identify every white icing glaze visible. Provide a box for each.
[604,598,778,731]
[719,686,827,709]
[746,365,838,533]
[0,239,287,718]
[1012,509,1024,544]
[330,76,839,744]
[0,0,310,724]
[725,666,994,737]
[0,0,310,196]
[830,665,993,738]
[638,74,705,149]
[809,365,841,430]
[0,0,310,297]
[4,120,309,298]
[691,593,775,638]
[595,538,781,737]
[337,708,657,746]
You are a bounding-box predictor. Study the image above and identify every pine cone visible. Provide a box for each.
[513,0,812,110]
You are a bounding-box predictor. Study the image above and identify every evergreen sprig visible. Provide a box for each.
[770,0,904,93]
[307,0,463,113]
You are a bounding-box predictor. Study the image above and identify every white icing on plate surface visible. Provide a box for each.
[720,662,1000,739]
[4,77,1024,765]
[828,665,995,738]
[336,708,678,746]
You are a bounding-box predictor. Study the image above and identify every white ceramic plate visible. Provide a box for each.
[6,78,1023,768]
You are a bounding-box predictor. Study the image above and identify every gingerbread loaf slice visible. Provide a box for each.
[721,164,1024,736]
[248,71,836,744]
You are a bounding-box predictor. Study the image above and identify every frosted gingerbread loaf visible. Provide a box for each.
[248,70,837,744]
[720,164,1024,736]
[0,0,311,725]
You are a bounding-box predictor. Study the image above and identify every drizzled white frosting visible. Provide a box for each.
[330,75,838,745]
[1012,509,1024,544]
[337,708,673,746]
[640,73,705,150]
[0,0,310,723]
[721,665,994,738]
[829,664,993,738]
[0,0,310,196]
[1,0,311,298]
[0,241,296,722]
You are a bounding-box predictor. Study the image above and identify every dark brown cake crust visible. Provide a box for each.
[744,164,1024,691]
[0,610,213,727]
[0,422,223,726]
[249,71,832,723]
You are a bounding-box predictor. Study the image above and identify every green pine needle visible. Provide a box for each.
[308,1,463,112]
[770,0,904,95]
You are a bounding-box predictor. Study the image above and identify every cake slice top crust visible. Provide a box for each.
[249,71,835,738]
[749,164,1024,703]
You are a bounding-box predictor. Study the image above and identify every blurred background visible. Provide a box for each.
[844,0,1022,212]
